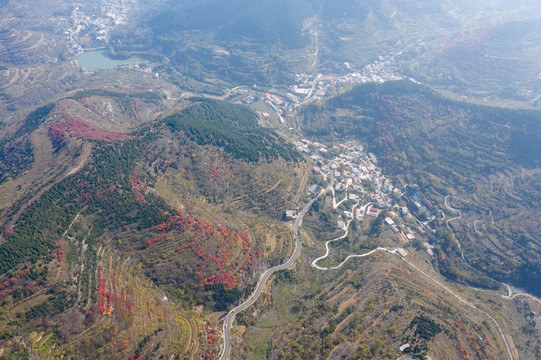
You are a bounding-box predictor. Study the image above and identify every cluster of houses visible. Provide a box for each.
[291,52,405,101]
[100,0,132,25]
[286,139,436,253]
[117,63,159,77]
[291,65,404,102]
[230,50,408,127]
[67,0,133,52]
[300,139,398,212]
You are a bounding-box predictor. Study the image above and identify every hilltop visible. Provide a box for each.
[0,95,306,359]
[301,80,541,297]
[1,1,541,359]
[221,135,540,360]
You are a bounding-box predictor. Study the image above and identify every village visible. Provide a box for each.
[234,49,411,128]
[286,138,437,257]
[291,52,406,103]
[232,48,439,255]
[65,0,134,53]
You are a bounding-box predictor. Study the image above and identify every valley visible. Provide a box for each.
[1,1,541,360]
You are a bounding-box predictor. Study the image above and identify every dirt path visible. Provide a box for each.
[292,166,308,204]
[443,195,472,265]
[1,130,55,221]
[473,220,483,236]
[67,143,92,175]
[28,33,44,50]
[264,179,282,194]
[309,187,515,360]
[0,68,21,89]
[331,183,350,209]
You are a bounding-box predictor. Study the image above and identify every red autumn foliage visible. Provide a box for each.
[49,114,131,146]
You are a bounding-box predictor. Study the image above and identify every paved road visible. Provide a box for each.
[218,178,333,360]
[503,283,541,305]
[218,180,517,360]
[309,192,515,360]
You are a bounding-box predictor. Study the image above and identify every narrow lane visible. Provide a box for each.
[311,193,514,360]
[218,177,333,360]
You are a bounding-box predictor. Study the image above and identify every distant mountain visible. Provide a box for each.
[109,0,320,86]
[112,0,541,106]
[408,18,541,105]
[149,0,315,49]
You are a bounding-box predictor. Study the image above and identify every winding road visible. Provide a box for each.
[218,178,334,360]
[502,284,541,305]
[313,245,400,271]
[403,258,514,360]
[219,185,532,360]
[309,193,514,360]
[445,196,541,304]
[444,195,471,265]
[312,243,515,360]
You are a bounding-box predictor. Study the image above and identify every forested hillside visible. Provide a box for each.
[302,80,541,296]
[164,99,301,162]
[0,104,54,184]
[0,96,305,358]
[304,81,541,177]
[2,1,541,358]
[148,0,314,49]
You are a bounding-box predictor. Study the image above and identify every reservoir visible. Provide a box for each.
[75,50,145,72]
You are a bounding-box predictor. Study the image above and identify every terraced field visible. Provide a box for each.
[410,18,541,105]
[0,28,61,65]
[0,94,306,359]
